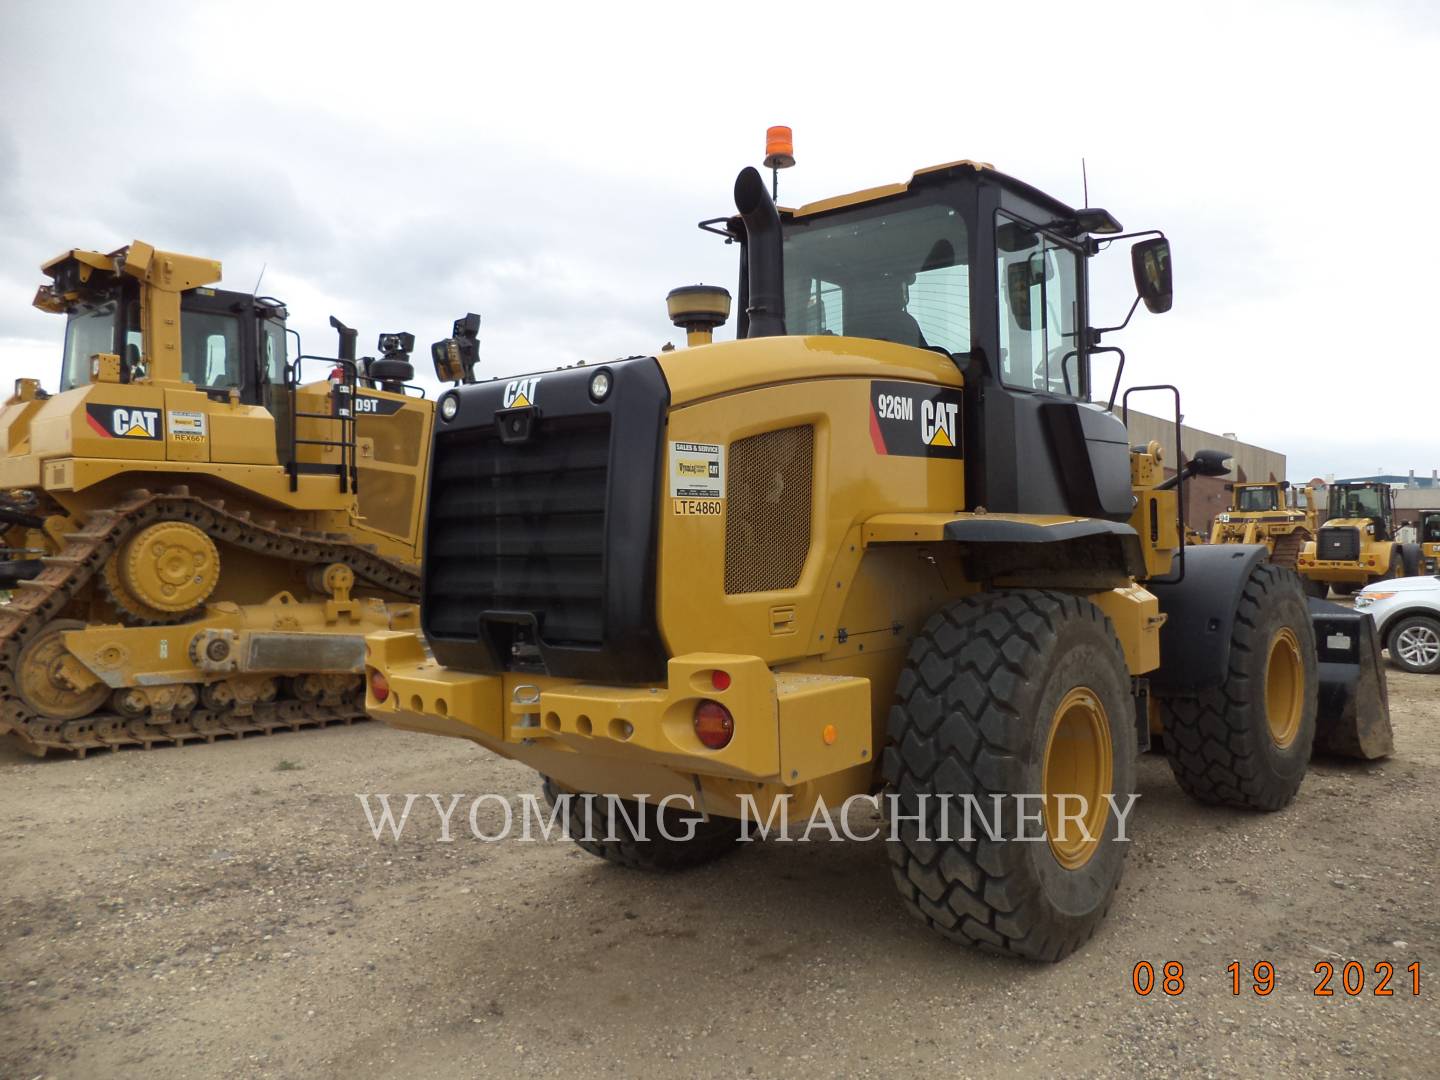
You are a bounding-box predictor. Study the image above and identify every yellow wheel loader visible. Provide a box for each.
[1209,480,1318,569]
[1296,481,1422,597]
[0,241,478,756]
[364,158,1392,961]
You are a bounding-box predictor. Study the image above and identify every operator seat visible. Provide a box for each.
[846,275,928,349]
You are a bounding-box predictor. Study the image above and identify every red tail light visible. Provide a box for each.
[693,700,734,749]
[369,669,389,702]
[711,669,731,691]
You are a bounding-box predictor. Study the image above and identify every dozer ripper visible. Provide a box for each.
[1296,481,1422,596]
[0,241,479,756]
[365,157,1392,960]
[1208,480,1318,569]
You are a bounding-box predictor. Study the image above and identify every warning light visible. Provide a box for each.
[694,700,734,749]
[763,126,795,170]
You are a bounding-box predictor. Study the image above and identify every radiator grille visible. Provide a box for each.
[424,415,610,645]
[724,426,814,594]
[1318,526,1360,561]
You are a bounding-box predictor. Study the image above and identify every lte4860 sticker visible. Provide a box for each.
[869,381,963,459]
[670,441,724,515]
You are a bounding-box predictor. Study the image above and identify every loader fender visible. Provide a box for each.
[1146,543,1269,693]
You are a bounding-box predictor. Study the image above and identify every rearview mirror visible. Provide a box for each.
[1131,237,1172,314]
[1005,255,1052,330]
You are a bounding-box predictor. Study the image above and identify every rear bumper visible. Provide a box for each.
[1297,557,1379,583]
[364,631,873,787]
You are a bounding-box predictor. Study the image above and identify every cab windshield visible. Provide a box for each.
[1330,486,1386,520]
[60,304,142,390]
[783,201,972,356]
[1236,486,1278,512]
[1422,512,1440,543]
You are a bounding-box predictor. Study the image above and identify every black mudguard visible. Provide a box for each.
[1146,544,1270,694]
[1147,544,1393,760]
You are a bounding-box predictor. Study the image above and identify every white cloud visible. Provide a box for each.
[0,0,1435,482]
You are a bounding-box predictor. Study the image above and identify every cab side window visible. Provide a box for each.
[181,312,241,389]
[996,213,1084,396]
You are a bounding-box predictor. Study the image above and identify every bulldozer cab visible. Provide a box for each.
[1328,482,1394,538]
[50,252,287,407]
[1420,510,1440,544]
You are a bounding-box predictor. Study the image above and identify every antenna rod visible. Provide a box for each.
[1082,158,1089,209]
[252,262,267,297]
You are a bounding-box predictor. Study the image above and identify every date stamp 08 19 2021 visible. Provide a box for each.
[1131,960,1422,998]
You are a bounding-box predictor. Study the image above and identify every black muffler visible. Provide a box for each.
[733,166,785,338]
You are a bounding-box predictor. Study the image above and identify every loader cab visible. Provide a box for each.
[735,161,1167,521]
[1327,482,1394,538]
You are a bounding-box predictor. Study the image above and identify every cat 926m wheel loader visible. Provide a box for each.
[0,241,479,756]
[364,156,1393,960]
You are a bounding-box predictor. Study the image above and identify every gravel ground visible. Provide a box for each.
[2,668,1437,1079]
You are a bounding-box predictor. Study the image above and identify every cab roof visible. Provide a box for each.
[781,159,1080,222]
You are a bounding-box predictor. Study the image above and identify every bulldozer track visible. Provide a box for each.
[1269,528,1311,571]
[0,487,420,757]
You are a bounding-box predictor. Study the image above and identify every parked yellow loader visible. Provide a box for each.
[364,156,1392,960]
[1297,481,1421,596]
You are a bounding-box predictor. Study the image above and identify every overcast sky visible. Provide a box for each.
[1,0,1434,482]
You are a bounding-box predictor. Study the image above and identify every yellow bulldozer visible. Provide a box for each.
[364,155,1392,961]
[1208,480,1318,569]
[0,241,479,756]
[1296,481,1422,596]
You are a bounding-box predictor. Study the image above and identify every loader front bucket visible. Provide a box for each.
[1306,598,1394,760]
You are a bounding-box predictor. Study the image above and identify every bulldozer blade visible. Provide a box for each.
[1306,598,1394,760]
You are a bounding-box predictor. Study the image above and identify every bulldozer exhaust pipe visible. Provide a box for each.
[733,166,785,338]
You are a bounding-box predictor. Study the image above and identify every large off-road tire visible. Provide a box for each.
[1378,549,1403,582]
[1386,614,1440,674]
[881,590,1137,962]
[1400,544,1422,579]
[1158,564,1317,810]
[540,777,743,871]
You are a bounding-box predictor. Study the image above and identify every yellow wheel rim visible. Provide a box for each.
[1042,687,1113,870]
[1265,627,1304,748]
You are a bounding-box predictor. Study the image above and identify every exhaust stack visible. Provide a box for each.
[733,166,785,338]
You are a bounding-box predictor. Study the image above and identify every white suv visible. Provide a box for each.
[1355,576,1440,673]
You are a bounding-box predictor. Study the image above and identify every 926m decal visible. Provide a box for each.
[869,381,963,459]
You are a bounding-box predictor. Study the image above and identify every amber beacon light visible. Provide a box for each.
[763,125,795,199]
